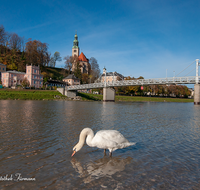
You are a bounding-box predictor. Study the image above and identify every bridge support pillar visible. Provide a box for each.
[57,88,77,98]
[57,87,65,95]
[103,87,115,102]
[194,84,200,105]
[66,90,77,98]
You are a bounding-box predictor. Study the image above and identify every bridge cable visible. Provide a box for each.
[175,60,195,77]
[183,68,196,77]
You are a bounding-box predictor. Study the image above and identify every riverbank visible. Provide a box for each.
[0,89,193,102]
[0,89,68,100]
[78,92,193,103]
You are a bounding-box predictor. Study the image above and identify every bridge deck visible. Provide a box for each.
[67,76,200,90]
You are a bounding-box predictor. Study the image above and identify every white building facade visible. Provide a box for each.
[100,68,124,83]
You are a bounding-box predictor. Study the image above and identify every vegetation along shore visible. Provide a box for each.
[0,89,67,100]
[0,89,193,102]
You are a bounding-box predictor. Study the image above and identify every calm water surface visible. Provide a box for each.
[0,100,200,189]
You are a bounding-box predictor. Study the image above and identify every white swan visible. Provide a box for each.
[72,128,135,157]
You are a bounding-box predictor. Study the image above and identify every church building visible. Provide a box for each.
[71,33,90,74]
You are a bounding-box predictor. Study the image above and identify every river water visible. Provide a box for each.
[0,100,200,189]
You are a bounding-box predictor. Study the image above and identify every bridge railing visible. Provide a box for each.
[67,76,199,90]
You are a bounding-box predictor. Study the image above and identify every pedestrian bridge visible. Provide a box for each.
[58,59,200,104]
[67,76,199,91]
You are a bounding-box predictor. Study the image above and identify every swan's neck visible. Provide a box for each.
[78,128,95,148]
[86,132,95,147]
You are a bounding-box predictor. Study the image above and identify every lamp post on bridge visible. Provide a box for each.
[103,67,107,87]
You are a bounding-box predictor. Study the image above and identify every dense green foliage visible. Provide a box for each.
[0,45,26,71]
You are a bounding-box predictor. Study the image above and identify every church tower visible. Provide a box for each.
[72,32,79,57]
[71,32,90,74]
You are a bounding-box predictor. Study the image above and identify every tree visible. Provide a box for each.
[21,77,30,88]
[49,57,55,67]
[53,51,62,67]
[82,73,89,84]
[74,61,82,81]
[138,76,144,79]
[9,33,22,51]
[64,55,78,74]
[61,68,67,78]
[25,39,50,66]
[89,57,100,83]
[0,25,7,45]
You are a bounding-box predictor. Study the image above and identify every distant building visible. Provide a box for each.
[71,33,90,74]
[1,64,43,88]
[24,65,43,88]
[100,67,124,83]
[44,79,67,88]
[0,63,6,79]
[63,74,80,86]
[1,70,25,87]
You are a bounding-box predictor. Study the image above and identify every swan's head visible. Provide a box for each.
[71,128,92,157]
[71,143,83,157]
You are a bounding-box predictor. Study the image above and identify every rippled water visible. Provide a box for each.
[0,100,200,189]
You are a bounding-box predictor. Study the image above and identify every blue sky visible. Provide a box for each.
[1,0,200,79]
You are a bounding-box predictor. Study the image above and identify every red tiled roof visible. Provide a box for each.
[78,52,88,62]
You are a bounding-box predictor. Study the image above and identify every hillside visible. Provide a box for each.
[40,66,70,82]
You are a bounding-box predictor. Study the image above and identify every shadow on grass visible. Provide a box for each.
[78,92,102,101]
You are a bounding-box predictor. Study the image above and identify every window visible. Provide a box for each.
[34,70,36,73]
[74,50,76,52]
[0,68,1,70]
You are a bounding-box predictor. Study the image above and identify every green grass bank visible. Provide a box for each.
[0,90,193,102]
[0,89,68,100]
[78,92,193,103]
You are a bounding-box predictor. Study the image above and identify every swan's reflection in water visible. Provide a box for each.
[71,156,133,183]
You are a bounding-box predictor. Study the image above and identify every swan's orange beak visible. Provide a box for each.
[71,150,76,157]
